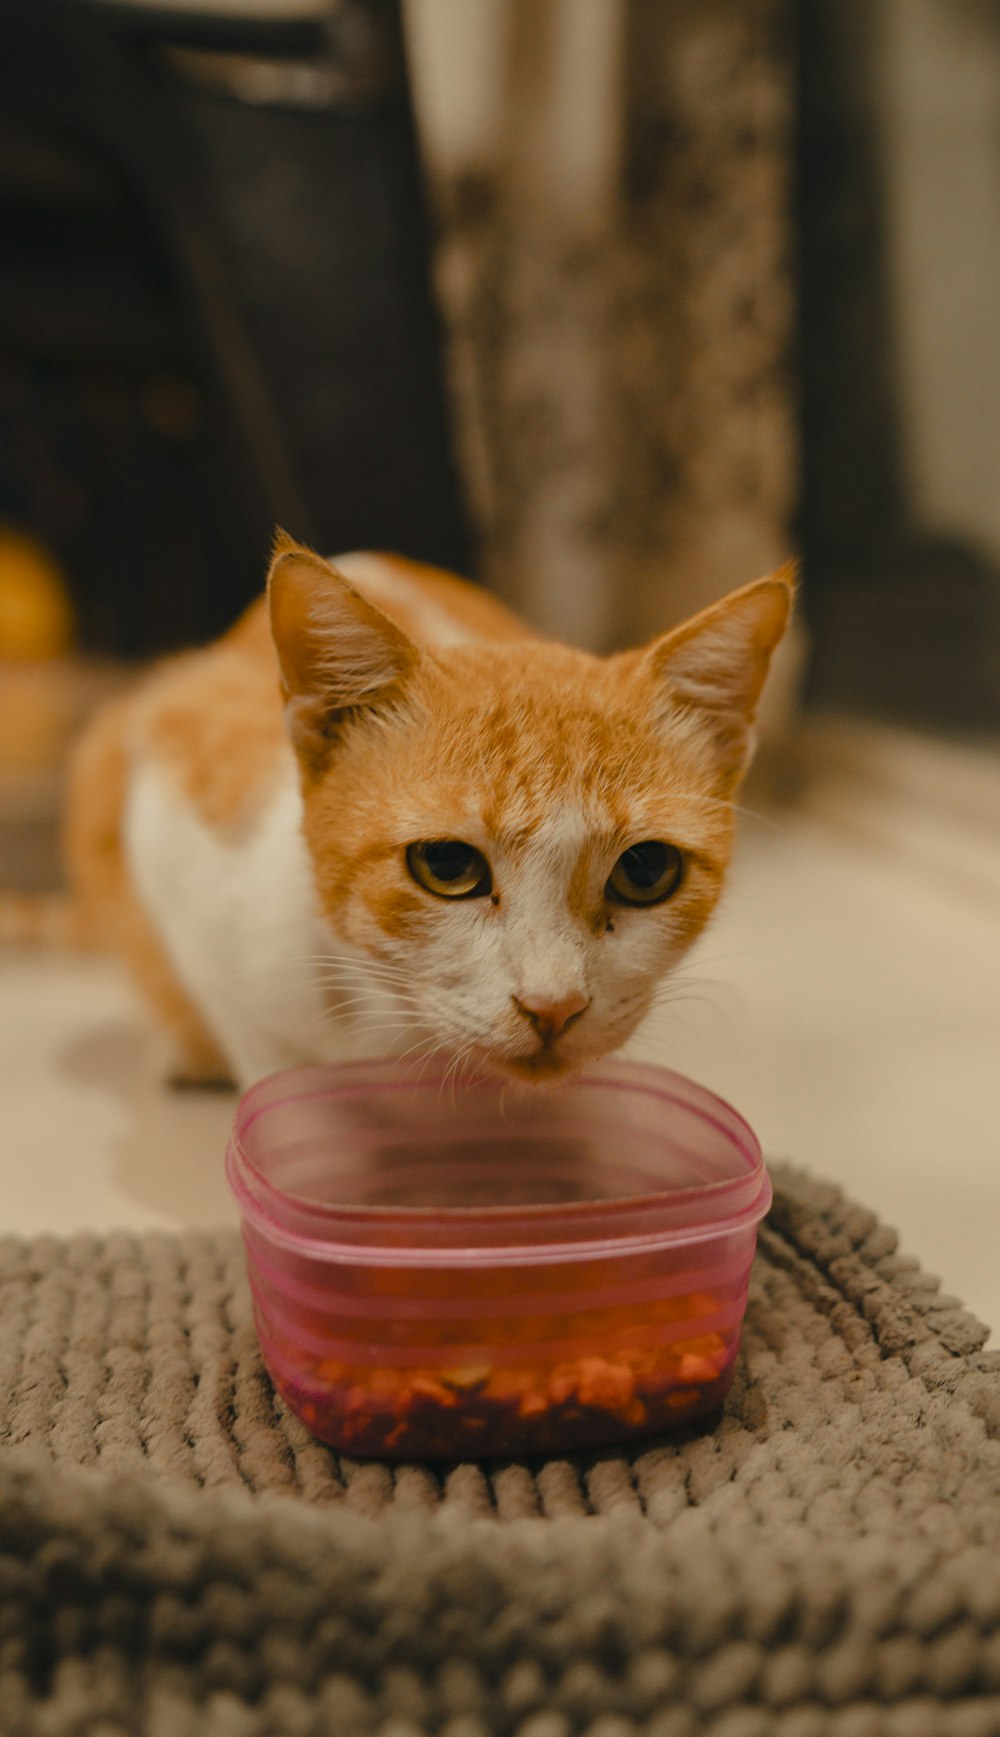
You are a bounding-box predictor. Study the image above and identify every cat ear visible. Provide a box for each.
[267,532,417,765]
[644,565,795,784]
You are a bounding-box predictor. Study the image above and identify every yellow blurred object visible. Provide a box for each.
[0,528,75,660]
[0,665,67,773]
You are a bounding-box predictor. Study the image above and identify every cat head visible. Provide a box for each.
[269,539,793,1082]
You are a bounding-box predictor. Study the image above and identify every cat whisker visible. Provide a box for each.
[209,951,419,1000]
[642,984,745,1045]
[315,957,416,983]
[308,1008,427,1039]
[304,1004,428,1045]
[666,791,785,831]
[305,965,421,993]
[386,1032,449,1085]
[656,992,741,1026]
[308,1002,427,1034]
[274,945,413,970]
[662,950,747,980]
[438,1039,482,1109]
[308,983,425,1015]
[276,956,418,991]
[650,971,746,1012]
[300,965,425,1004]
[438,1042,471,1110]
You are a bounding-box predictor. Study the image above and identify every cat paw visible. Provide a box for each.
[157,1033,235,1092]
[166,1066,236,1093]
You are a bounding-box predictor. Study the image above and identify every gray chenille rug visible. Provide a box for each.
[2,1163,1000,1737]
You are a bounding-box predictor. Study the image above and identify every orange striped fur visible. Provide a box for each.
[60,540,792,1088]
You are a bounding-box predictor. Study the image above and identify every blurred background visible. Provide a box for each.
[1,1,998,1322]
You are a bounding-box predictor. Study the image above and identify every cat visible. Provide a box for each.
[64,534,793,1090]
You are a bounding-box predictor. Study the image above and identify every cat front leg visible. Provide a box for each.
[160,1034,235,1093]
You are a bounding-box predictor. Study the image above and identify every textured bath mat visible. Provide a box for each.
[2,1163,1000,1735]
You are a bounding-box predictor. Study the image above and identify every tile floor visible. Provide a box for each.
[2,776,999,1336]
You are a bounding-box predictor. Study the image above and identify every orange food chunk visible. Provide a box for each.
[676,1353,719,1385]
[666,1387,701,1412]
[620,1348,659,1378]
[577,1357,635,1410]
[548,1362,581,1405]
[409,1374,459,1408]
[677,1332,725,1359]
[441,1365,491,1393]
[518,1390,549,1419]
[548,1356,635,1413]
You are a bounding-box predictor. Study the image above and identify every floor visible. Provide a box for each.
[2,729,999,1335]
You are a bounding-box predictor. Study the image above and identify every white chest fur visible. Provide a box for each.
[124,755,386,1086]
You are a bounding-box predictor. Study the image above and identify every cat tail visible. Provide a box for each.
[0,890,101,950]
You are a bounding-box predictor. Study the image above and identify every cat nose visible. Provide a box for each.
[514,990,590,1042]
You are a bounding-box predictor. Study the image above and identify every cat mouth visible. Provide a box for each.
[462,1035,585,1085]
[500,1047,576,1082]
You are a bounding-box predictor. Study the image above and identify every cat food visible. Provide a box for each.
[226,1059,770,1459]
[269,1303,734,1457]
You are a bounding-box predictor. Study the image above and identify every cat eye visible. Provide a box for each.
[406,840,493,900]
[606,841,684,907]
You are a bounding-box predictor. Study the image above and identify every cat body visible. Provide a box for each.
[66,541,791,1089]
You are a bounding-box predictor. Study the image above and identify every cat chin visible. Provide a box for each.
[489,1049,580,1086]
[474,1036,633,1086]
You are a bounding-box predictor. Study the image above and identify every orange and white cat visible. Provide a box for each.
[65,536,792,1090]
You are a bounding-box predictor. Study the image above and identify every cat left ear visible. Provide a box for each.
[267,532,417,767]
[645,564,796,785]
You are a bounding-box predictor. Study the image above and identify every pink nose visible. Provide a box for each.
[514,990,590,1042]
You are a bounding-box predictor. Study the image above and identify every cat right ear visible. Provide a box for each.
[643,566,795,790]
[267,533,417,768]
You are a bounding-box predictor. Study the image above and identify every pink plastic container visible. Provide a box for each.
[226,1058,771,1459]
